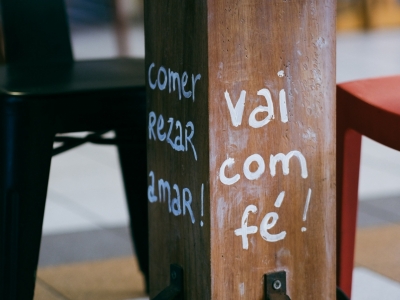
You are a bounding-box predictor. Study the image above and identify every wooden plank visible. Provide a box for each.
[144,1,210,298]
[145,1,336,299]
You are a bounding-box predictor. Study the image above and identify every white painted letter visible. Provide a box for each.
[234,205,258,250]
[219,157,240,185]
[181,72,192,99]
[158,179,171,211]
[185,122,197,161]
[249,88,274,128]
[225,90,246,127]
[303,188,312,222]
[183,188,195,224]
[243,154,265,180]
[148,63,157,90]
[171,184,181,216]
[157,66,167,90]
[174,121,184,151]
[169,69,181,100]
[157,114,166,141]
[192,74,201,102]
[166,118,175,147]
[147,171,158,203]
[269,150,308,178]
[148,111,156,140]
[260,212,286,242]
[279,89,288,123]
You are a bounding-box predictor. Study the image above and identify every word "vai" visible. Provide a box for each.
[225,87,288,128]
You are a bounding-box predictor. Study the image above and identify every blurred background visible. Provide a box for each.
[19,0,400,299]
[338,0,400,30]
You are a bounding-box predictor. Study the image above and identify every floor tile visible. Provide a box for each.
[352,267,400,300]
[39,226,133,267]
[355,224,400,283]
[48,146,130,228]
[73,142,120,169]
[42,197,99,235]
[34,279,67,300]
[358,137,400,200]
[362,136,400,167]
[369,196,400,218]
[36,257,147,300]
[356,209,390,228]
[359,200,400,225]
[361,137,400,181]
[359,163,400,200]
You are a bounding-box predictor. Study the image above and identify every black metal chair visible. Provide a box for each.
[0,0,148,298]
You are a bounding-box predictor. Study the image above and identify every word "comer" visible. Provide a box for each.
[148,62,201,102]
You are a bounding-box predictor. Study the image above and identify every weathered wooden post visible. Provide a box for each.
[145,1,336,299]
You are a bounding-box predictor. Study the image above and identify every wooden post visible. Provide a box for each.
[145,1,336,299]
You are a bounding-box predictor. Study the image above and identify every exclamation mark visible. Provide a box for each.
[301,188,312,232]
[200,183,204,227]
[279,89,288,123]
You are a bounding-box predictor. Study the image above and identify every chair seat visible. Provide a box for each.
[337,75,400,150]
[339,75,400,115]
[0,58,145,96]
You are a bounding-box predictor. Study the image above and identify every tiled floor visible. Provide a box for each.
[33,25,400,299]
[35,257,147,300]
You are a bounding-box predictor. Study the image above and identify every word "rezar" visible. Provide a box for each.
[149,111,198,161]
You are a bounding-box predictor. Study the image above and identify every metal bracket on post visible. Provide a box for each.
[265,271,291,300]
[265,271,350,300]
[336,287,350,300]
[153,264,183,300]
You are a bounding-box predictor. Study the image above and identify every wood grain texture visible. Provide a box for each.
[145,1,335,299]
[145,1,211,299]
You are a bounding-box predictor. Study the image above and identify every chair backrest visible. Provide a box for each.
[0,0,73,65]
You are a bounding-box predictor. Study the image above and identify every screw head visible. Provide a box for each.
[171,271,177,280]
[273,280,282,290]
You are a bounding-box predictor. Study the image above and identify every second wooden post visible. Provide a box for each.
[145,1,336,298]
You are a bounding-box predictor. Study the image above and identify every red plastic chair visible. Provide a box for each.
[337,75,400,297]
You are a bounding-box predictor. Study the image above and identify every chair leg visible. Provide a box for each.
[116,128,149,293]
[0,98,55,299]
[337,128,362,297]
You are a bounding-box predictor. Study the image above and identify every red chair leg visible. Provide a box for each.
[337,128,362,297]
